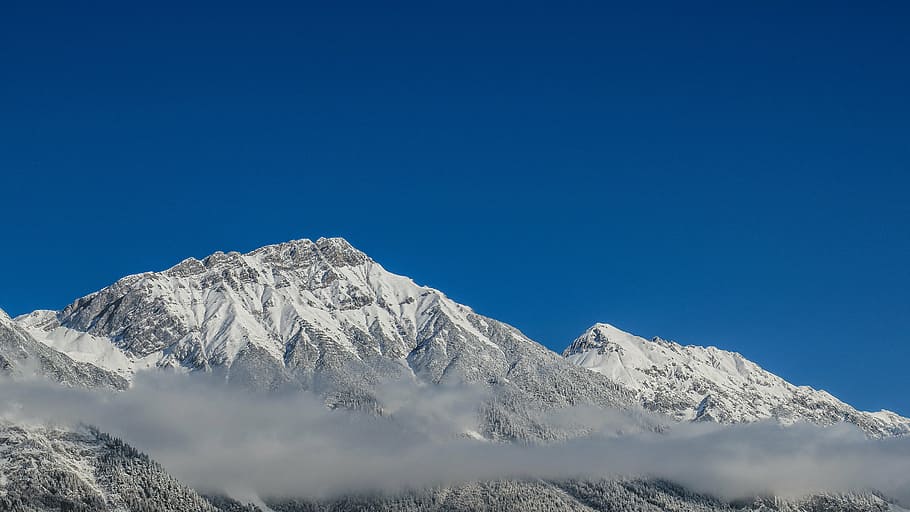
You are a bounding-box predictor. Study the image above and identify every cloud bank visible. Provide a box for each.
[1,374,909,504]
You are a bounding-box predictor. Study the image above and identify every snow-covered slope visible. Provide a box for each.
[0,308,126,390]
[564,323,910,438]
[17,238,637,441]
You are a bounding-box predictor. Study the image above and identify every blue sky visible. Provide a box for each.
[2,1,908,414]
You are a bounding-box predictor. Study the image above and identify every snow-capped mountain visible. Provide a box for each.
[564,323,910,438]
[16,238,637,441]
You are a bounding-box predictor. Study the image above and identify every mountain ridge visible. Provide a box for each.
[563,322,910,438]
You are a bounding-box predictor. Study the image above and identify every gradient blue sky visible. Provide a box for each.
[2,2,908,414]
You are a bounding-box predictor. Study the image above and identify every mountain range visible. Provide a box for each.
[1,237,907,511]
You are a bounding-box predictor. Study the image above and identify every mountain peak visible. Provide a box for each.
[562,322,637,357]
[588,322,631,335]
[314,236,369,266]
[246,237,369,268]
[160,238,370,279]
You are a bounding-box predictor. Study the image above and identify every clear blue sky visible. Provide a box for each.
[2,2,908,414]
